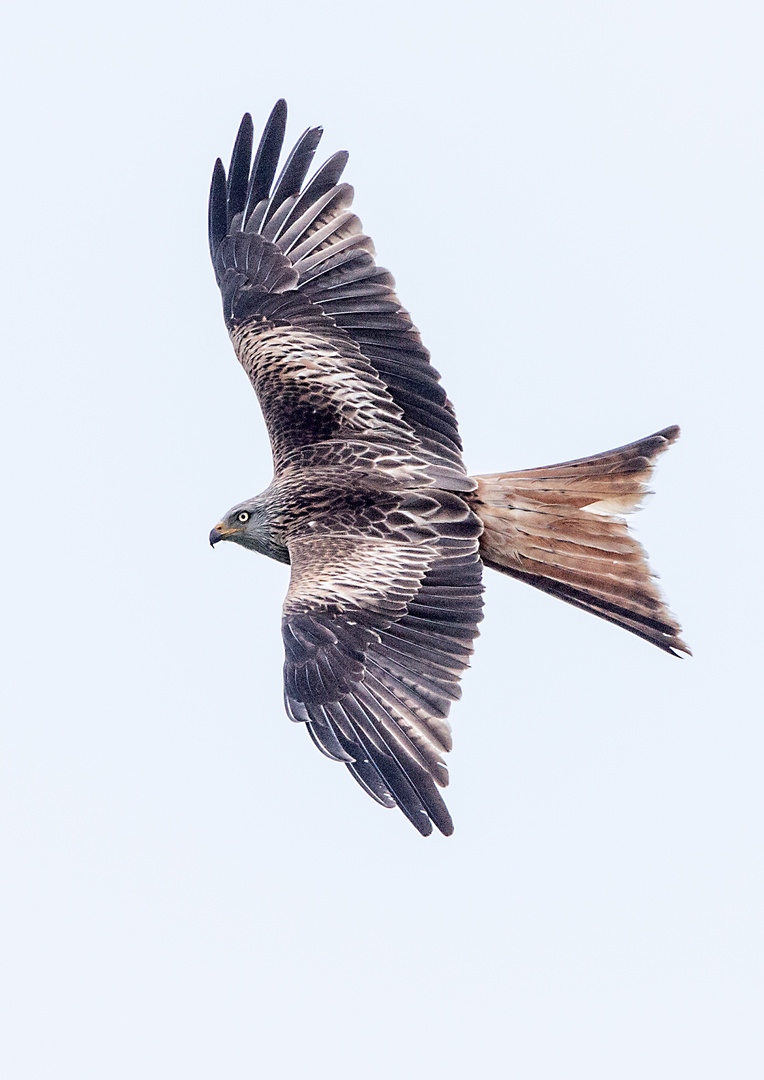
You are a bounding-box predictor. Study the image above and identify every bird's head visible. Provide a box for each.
[209,498,289,563]
[209,499,264,550]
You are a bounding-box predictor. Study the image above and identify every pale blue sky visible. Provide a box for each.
[1,2,762,1077]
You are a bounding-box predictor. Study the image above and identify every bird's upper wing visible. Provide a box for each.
[209,101,466,477]
[281,489,484,836]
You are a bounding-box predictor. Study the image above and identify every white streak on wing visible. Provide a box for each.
[581,492,649,516]
[285,535,435,618]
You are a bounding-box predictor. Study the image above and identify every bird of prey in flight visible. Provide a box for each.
[208,101,688,836]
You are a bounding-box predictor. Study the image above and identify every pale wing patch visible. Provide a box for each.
[581,494,649,515]
[231,323,406,432]
[284,534,435,620]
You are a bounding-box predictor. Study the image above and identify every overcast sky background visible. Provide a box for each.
[1,2,762,1077]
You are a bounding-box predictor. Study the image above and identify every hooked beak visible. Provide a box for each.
[209,522,230,547]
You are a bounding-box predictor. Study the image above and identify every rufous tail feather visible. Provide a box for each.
[468,426,689,655]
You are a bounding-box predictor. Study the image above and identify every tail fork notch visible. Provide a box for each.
[469,427,689,656]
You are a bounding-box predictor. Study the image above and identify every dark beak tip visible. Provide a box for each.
[209,527,223,548]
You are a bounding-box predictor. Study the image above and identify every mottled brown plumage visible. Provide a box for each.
[208,102,688,836]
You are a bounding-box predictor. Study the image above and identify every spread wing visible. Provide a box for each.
[281,493,484,836]
[208,101,466,477]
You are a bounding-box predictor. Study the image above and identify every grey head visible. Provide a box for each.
[209,495,289,564]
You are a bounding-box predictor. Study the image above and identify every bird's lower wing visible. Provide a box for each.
[282,513,483,836]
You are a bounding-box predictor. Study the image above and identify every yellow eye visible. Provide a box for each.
[238,511,250,523]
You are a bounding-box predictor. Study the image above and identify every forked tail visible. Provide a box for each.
[468,426,689,655]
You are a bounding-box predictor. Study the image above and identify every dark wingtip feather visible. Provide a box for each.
[227,113,254,227]
[208,158,228,260]
[271,98,288,124]
[263,125,324,227]
[438,814,455,837]
[244,99,288,222]
[278,151,351,241]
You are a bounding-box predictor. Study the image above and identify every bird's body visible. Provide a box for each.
[208,101,688,836]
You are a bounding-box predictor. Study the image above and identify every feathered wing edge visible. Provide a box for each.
[281,503,483,837]
[208,102,466,466]
[283,550,483,838]
[469,427,689,656]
